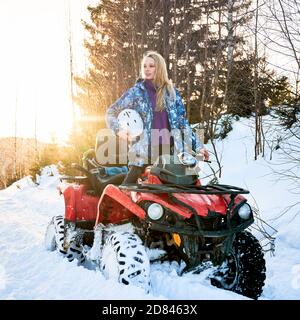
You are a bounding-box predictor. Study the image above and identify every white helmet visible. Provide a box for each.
[117,109,143,139]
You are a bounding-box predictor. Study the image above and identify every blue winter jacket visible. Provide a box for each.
[105,79,203,166]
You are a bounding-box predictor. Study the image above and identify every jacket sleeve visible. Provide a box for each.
[105,87,136,134]
[174,89,204,152]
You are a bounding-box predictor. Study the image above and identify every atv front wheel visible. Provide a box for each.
[211,231,266,299]
[101,232,150,293]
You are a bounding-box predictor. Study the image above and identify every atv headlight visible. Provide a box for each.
[238,203,252,220]
[147,203,164,220]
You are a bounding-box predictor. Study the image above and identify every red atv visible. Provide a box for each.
[45,153,266,299]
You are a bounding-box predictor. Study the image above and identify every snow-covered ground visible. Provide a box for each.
[0,116,299,300]
[205,115,300,300]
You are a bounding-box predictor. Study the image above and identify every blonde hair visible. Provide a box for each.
[141,51,175,111]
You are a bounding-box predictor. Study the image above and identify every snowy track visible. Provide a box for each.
[0,168,246,300]
[1,116,300,300]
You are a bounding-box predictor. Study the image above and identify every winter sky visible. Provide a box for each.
[0,0,295,144]
[0,0,97,143]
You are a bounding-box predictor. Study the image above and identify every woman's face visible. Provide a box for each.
[143,57,156,80]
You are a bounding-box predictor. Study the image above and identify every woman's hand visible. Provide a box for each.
[199,148,209,161]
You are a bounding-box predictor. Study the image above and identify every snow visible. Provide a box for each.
[203,115,300,300]
[0,115,300,300]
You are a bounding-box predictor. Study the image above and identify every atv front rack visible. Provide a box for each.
[119,183,249,195]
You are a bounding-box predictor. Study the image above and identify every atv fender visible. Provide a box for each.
[95,184,146,225]
[59,183,99,222]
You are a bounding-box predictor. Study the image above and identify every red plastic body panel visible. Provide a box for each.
[58,183,99,222]
[58,172,246,225]
[95,184,146,225]
[133,184,245,219]
[58,182,146,224]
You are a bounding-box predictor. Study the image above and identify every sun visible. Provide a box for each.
[36,97,75,145]
[0,0,89,146]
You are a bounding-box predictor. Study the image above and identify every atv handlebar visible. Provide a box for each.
[178,152,212,167]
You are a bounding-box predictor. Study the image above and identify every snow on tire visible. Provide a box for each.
[211,231,266,299]
[44,215,65,253]
[44,218,56,251]
[44,215,85,264]
[101,232,150,293]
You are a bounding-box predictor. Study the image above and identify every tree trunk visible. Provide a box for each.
[130,0,138,78]
[200,4,209,124]
[172,0,178,85]
[163,0,171,72]
[223,0,234,107]
[14,95,18,181]
[210,1,223,139]
[184,0,191,120]
[68,0,75,122]
[140,0,146,57]
[254,0,262,160]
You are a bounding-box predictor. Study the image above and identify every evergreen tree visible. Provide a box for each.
[73,0,295,152]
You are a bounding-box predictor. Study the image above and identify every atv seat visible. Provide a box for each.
[71,163,127,195]
[90,171,126,195]
[150,155,198,185]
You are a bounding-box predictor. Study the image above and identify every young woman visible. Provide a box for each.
[106,50,209,183]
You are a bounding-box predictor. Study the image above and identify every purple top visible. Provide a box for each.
[144,79,171,146]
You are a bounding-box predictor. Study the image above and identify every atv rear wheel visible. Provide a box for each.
[44,215,65,253]
[101,232,150,293]
[211,231,266,299]
[44,218,57,251]
[44,215,85,264]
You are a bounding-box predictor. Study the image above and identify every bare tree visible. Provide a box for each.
[183,0,191,119]
[260,0,300,95]
[172,0,178,86]
[67,0,75,122]
[256,0,300,214]
[162,0,171,72]
[13,94,18,181]
[223,0,234,107]
[199,4,209,123]
[263,114,300,216]
[209,1,223,139]
[254,0,264,159]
